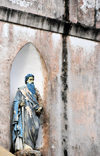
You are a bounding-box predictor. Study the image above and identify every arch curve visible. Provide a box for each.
[10,42,48,149]
[10,42,47,102]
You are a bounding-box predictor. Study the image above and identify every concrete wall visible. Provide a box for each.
[0,0,65,19]
[0,0,100,156]
[96,0,100,28]
[69,0,100,28]
[67,36,100,156]
[0,21,63,156]
[1,0,100,29]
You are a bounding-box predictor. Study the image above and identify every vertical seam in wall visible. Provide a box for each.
[64,0,69,21]
[77,0,78,23]
[61,34,68,156]
[94,0,97,27]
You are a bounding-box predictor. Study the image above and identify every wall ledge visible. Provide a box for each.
[0,6,100,42]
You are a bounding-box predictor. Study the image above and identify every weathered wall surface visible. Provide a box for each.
[69,0,100,28]
[0,21,63,156]
[96,0,100,28]
[77,0,95,27]
[0,0,100,156]
[67,36,100,156]
[69,0,78,23]
[0,0,65,19]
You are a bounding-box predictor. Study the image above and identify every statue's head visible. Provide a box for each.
[25,74,34,84]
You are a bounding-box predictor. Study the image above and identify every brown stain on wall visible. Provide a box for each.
[34,31,62,156]
[67,36,100,155]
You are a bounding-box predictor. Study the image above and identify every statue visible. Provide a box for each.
[12,74,43,152]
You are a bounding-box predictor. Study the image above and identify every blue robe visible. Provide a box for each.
[12,85,41,150]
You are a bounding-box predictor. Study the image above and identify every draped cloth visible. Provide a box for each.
[12,85,42,151]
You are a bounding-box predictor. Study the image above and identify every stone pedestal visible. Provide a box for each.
[15,149,41,156]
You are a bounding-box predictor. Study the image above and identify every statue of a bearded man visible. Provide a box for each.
[12,74,43,152]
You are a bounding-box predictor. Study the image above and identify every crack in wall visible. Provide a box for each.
[61,35,68,156]
[63,0,69,21]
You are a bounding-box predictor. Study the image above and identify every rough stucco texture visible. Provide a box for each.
[1,0,100,29]
[96,0,100,28]
[0,21,62,156]
[67,36,100,156]
[77,0,95,27]
[0,0,64,19]
[69,0,99,28]
[69,0,78,23]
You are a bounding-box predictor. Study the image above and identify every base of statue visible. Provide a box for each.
[15,149,41,156]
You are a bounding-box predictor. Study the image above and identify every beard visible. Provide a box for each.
[27,82,36,95]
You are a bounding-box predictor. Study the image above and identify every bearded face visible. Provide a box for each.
[27,76,36,94]
[27,76,34,84]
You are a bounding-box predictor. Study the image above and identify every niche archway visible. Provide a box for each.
[10,42,48,148]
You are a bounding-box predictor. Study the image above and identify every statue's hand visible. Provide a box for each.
[36,106,43,112]
[20,101,25,107]
[36,106,43,115]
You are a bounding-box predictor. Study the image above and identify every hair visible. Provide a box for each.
[25,74,34,84]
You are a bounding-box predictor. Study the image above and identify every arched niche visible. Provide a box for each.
[10,42,48,148]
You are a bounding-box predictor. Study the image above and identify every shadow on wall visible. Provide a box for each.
[10,42,47,150]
